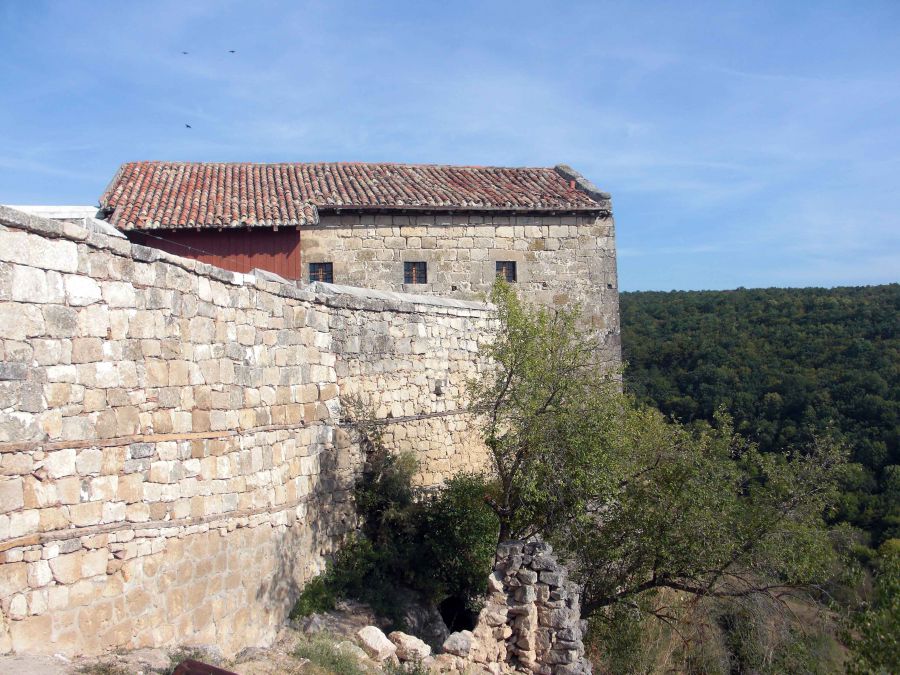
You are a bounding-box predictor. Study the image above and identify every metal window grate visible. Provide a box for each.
[309,262,333,283]
[404,261,427,284]
[496,260,517,283]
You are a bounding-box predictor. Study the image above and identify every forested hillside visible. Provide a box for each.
[621,284,899,545]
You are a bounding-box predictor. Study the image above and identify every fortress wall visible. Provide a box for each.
[0,206,494,657]
[316,283,495,486]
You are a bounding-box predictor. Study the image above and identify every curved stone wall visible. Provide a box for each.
[0,205,494,657]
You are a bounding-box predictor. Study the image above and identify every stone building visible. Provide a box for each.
[0,160,621,659]
[100,161,620,360]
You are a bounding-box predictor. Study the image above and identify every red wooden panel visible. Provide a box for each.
[172,659,236,675]
[128,228,302,280]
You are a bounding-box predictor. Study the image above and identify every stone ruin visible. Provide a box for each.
[437,541,591,675]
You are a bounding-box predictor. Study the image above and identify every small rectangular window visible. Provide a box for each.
[496,260,517,283]
[404,261,428,284]
[309,262,333,283]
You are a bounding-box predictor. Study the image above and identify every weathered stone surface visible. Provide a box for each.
[479,604,508,627]
[0,563,26,598]
[64,275,102,306]
[43,449,76,479]
[0,478,24,514]
[26,560,52,588]
[430,653,465,673]
[10,266,48,304]
[516,584,537,603]
[517,569,538,584]
[388,630,431,661]
[356,625,396,661]
[487,570,504,594]
[442,630,476,658]
[539,571,563,587]
[0,304,43,340]
[0,653,71,674]
[48,552,82,584]
[531,555,560,572]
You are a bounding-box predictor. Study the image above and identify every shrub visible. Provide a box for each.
[290,574,338,619]
[290,449,498,627]
[294,633,368,675]
[384,656,430,675]
[416,474,499,607]
[77,663,131,675]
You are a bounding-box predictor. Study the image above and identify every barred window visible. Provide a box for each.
[309,262,333,283]
[496,260,517,283]
[404,261,427,284]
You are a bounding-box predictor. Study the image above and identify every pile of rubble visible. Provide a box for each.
[348,541,591,674]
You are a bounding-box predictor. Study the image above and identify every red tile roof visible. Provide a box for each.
[99,161,609,230]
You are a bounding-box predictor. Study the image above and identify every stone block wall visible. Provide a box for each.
[301,213,621,365]
[319,283,494,486]
[0,205,494,657]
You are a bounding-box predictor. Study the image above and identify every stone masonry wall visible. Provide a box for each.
[301,213,621,366]
[0,205,494,657]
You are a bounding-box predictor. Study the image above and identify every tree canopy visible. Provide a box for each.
[620,284,900,546]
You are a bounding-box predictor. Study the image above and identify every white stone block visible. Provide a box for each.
[0,303,43,340]
[357,626,396,661]
[76,447,103,475]
[93,362,120,388]
[11,265,48,303]
[8,593,27,620]
[64,274,102,305]
[101,281,136,307]
[44,448,76,478]
[388,631,431,661]
[26,560,52,588]
[8,509,39,537]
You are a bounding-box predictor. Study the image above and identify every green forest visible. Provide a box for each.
[620,284,900,549]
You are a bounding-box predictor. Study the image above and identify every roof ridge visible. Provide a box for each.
[121,160,563,172]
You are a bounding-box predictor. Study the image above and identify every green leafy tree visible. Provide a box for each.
[845,542,900,674]
[469,283,848,666]
[468,280,622,542]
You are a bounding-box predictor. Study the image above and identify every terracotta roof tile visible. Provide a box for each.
[99,161,610,230]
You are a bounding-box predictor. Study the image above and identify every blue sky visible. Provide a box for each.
[1,0,898,291]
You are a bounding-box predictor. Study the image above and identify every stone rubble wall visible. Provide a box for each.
[439,541,590,675]
[0,205,495,657]
[301,213,621,366]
